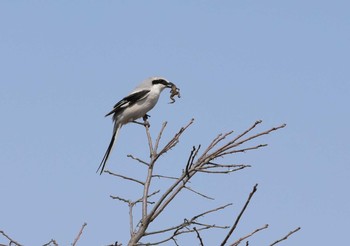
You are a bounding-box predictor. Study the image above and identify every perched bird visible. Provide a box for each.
[97,77,175,175]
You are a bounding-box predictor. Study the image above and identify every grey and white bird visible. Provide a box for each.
[97,77,175,175]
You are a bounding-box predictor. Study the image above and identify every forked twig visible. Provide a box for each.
[42,239,59,246]
[0,230,23,246]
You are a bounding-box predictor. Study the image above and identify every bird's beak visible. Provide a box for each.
[167,82,174,88]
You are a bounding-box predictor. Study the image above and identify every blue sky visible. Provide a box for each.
[0,1,349,245]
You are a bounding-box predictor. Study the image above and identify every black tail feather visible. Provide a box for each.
[97,125,120,175]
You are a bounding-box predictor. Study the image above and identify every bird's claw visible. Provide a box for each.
[141,115,150,128]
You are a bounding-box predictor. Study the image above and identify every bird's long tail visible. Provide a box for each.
[96,123,121,175]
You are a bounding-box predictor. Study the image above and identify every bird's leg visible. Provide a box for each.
[131,114,151,127]
[132,120,146,126]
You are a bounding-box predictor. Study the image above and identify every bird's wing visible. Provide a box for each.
[105,89,150,117]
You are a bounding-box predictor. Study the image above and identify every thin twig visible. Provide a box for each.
[184,186,215,200]
[200,131,234,160]
[192,221,229,229]
[186,146,196,178]
[110,195,132,203]
[222,124,285,155]
[135,190,160,203]
[192,203,232,221]
[208,124,286,163]
[230,120,262,144]
[127,154,149,166]
[230,224,269,246]
[145,203,232,236]
[156,118,194,159]
[140,226,217,245]
[0,230,23,246]
[221,184,258,246]
[145,123,154,156]
[72,223,87,246]
[217,144,268,158]
[196,165,250,174]
[129,202,135,237]
[269,227,301,246]
[152,174,179,180]
[105,170,145,185]
[193,227,204,246]
[154,122,168,153]
[200,163,251,170]
[42,239,59,246]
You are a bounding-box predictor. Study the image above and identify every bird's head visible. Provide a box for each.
[151,77,174,90]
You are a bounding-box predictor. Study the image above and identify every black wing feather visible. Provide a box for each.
[105,90,150,117]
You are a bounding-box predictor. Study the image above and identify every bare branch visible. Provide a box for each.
[141,225,219,245]
[135,190,160,204]
[184,186,215,200]
[127,154,149,166]
[42,239,59,246]
[154,122,168,153]
[192,203,233,221]
[205,163,250,169]
[221,184,258,246]
[126,120,287,245]
[186,146,197,177]
[142,130,155,221]
[145,203,232,237]
[111,190,160,205]
[110,195,132,204]
[111,190,161,238]
[71,223,87,246]
[230,224,269,246]
[142,121,196,224]
[226,124,285,154]
[196,165,250,174]
[156,118,194,158]
[269,227,301,246]
[0,230,23,246]
[217,144,268,158]
[193,227,204,246]
[106,170,145,185]
[191,221,229,229]
[230,120,262,144]
[148,172,190,221]
[204,121,286,164]
[145,123,154,156]
[152,174,179,180]
[200,131,234,159]
[106,241,122,246]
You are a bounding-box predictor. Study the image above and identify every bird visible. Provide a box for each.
[97,77,175,175]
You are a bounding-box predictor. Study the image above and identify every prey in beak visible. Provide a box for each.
[167,82,181,104]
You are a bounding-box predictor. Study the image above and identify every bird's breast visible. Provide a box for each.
[119,91,160,124]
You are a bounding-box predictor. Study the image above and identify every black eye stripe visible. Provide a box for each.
[152,79,168,86]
